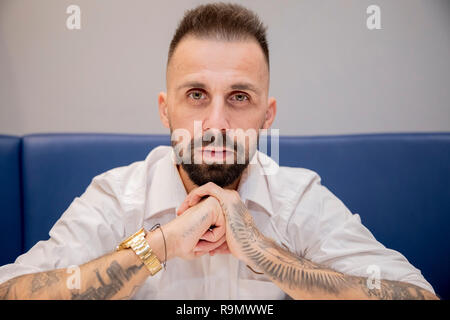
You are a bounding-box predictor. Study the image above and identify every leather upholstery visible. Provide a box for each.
[278,133,450,299]
[2,133,449,298]
[0,135,22,265]
[21,134,170,251]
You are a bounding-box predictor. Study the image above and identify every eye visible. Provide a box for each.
[188,91,206,100]
[230,93,249,103]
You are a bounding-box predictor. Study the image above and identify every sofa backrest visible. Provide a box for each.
[6,132,450,298]
[21,134,170,252]
[278,133,450,299]
[0,135,22,265]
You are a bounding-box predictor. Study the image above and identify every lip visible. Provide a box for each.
[200,148,235,162]
[201,147,235,153]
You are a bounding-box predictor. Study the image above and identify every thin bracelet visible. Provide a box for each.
[246,264,264,275]
[150,223,167,270]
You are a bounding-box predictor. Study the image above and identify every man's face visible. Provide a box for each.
[158,35,276,187]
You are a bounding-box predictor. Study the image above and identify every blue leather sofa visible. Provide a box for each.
[0,133,449,299]
[0,135,22,268]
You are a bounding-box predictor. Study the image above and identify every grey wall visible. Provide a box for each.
[0,0,449,136]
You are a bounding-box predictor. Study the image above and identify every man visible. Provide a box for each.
[0,3,438,299]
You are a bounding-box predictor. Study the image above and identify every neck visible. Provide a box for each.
[177,165,241,194]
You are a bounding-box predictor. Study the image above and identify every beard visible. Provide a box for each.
[182,162,247,188]
[172,130,256,188]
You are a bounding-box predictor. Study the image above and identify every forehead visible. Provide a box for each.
[167,35,269,89]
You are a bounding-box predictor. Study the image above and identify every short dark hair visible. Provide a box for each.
[168,2,269,69]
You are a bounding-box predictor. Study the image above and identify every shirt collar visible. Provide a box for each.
[145,148,188,219]
[145,148,275,219]
[237,151,275,217]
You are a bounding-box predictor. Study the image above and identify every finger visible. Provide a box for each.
[191,183,224,207]
[176,192,201,216]
[188,183,223,206]
[193,235,226,253]
[209,242,231,256]
[176,199,191,215]
[199,225,225,242]
[177,183,223,215]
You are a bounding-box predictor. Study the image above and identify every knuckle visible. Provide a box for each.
[230,190,240,198]
[206,182,215,188]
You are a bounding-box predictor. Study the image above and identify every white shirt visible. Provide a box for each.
[0,146,435,299]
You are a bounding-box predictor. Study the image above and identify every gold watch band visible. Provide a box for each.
[116,228,162,276]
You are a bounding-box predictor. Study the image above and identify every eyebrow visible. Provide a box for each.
[230,83,260,94]
[176,81,260,94]
[176,82,206,92]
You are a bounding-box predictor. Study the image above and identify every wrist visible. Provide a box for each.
[240,234,268,268]
[146,225,174,263]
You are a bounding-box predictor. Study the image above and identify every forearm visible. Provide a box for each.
[221,199,437,300]
[0,229,166,300]
[243,236,439,300]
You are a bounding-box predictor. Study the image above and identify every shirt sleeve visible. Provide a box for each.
[286,172,436,294]
[0,174,126,285]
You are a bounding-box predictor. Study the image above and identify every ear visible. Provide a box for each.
[262,97,277,129]
[158,91,170,129]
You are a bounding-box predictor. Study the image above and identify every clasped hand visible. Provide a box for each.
[168,182,259,263]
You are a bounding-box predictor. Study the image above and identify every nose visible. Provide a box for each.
[202,96,230,133]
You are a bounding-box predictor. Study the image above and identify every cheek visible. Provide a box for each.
[167,106,201,131]
[229,112,266,131]
[170,91,209,116]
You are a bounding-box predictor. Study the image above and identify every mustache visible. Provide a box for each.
[170,129,258,165]
[189,131,245,154]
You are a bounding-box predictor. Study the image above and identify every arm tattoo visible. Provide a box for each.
[71,260,144,300]
[0,259,145,300]
[358,277,430,300]
[0,278,18,300]
[1,270,62,299]
[31,270,60,293]
[225,199,437,300]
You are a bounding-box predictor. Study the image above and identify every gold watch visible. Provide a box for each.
[116,228,162,276]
